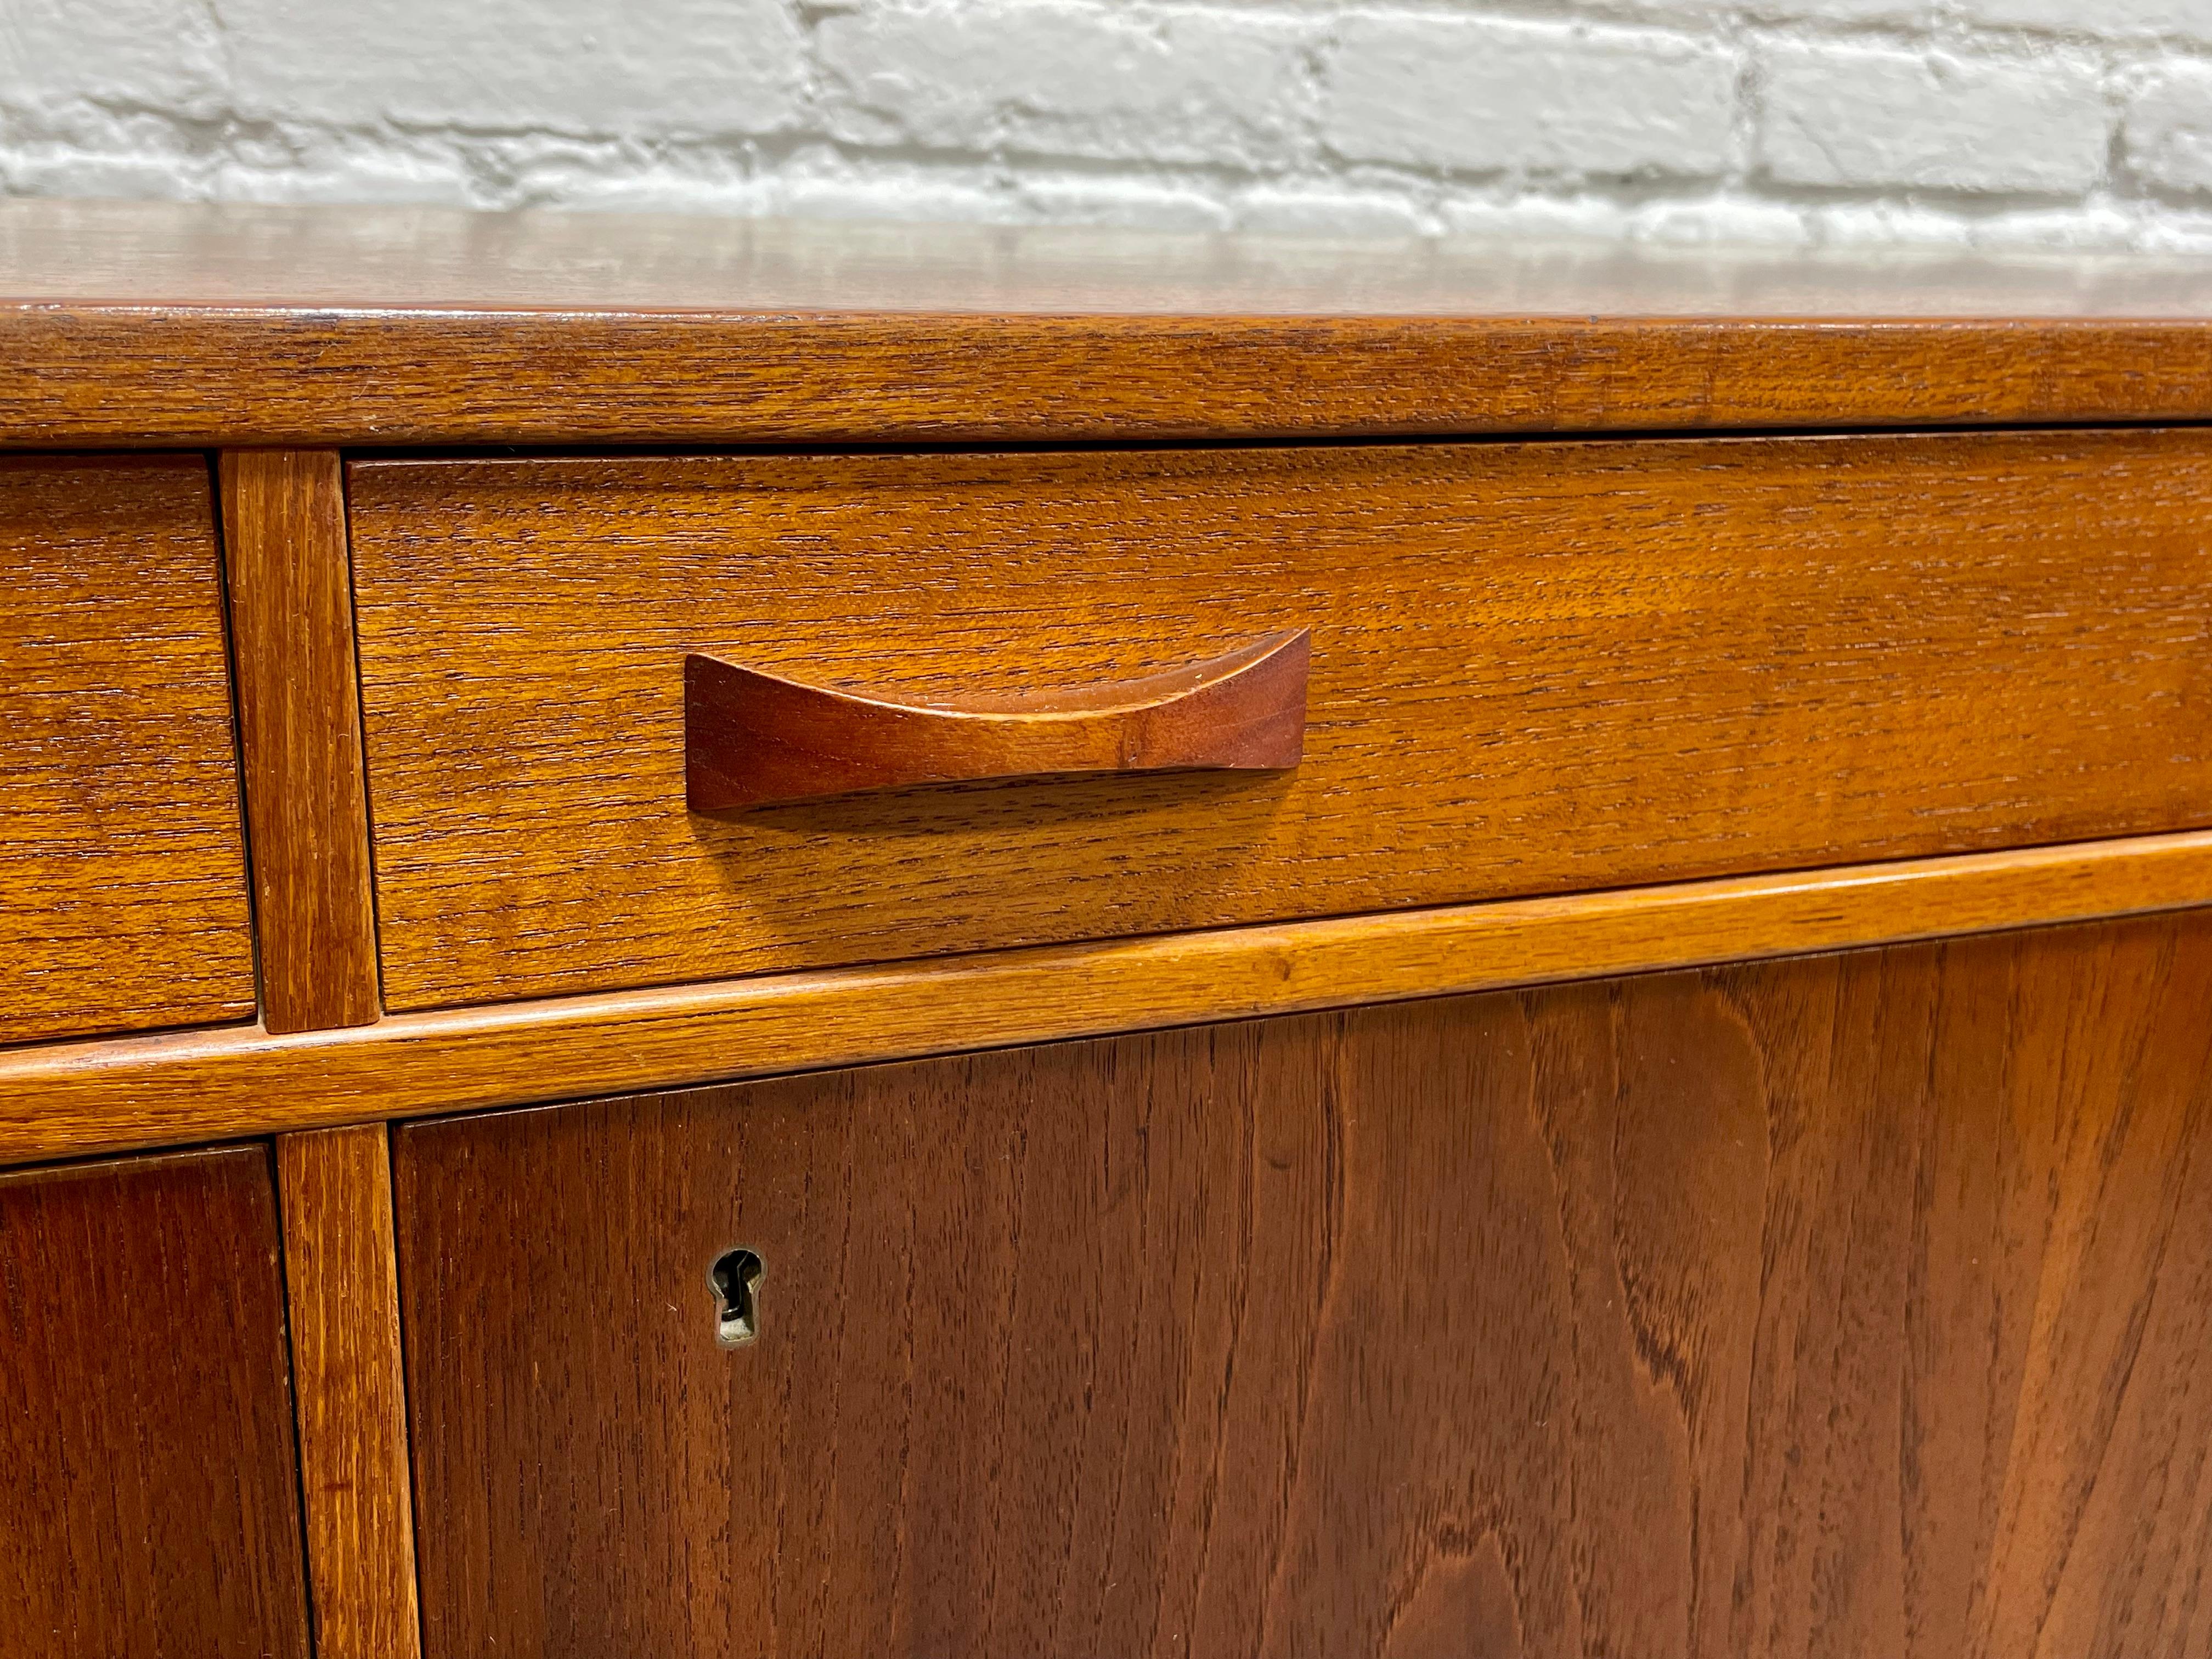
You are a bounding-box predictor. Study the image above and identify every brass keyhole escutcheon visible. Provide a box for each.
[710,1248,764,1346]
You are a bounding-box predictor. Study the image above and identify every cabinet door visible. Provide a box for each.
[395,909,2212,1659]
[0,1146,310,1658]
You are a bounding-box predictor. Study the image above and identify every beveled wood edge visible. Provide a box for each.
[14,313,2212,448]
[274,1124,422,1659]
[219,450,382,1034]
[5,827,2212,1166]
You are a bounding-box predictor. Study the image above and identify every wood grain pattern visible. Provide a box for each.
[221,450,381,1034]
[276,1124,423,1659]
[0,455,255,1047]
[352,431,2212,1009]
[686,630,1307,811]
[0,1146,310,1658]
[1,828,2209,1167]
[9,200,2212,446]
[21,313,2212,452]
[392,906,2212,1658]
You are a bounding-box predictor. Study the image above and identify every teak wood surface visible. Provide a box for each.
[275,1124,423,1659]
[9,200,2212,446]
[685,629,1308,810]
[221,450,382,1034]
[2,828,2210,1166]
[394,906,2212,1659]
[0,1146,310,1658]
[0,454,255,1046]
[352,431,2212,1011]
[7,201,2212,1659]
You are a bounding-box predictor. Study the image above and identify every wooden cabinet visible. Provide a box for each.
[0,1147,311,1658]
[8,204,2212,1659]
[393,908,2212,1658]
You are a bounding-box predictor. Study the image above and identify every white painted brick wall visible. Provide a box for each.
[4,0,2211,251]
[1323,17,1737,178]
[1759,41,2108,194]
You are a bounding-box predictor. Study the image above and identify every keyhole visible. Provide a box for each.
[710,1248,764,1346]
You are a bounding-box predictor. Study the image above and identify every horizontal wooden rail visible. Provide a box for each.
[6,828,2212,1166]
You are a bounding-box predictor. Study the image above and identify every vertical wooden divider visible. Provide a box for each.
[277,1124,424,1659]
[223,452,416,1655]
[221,449,380,1034]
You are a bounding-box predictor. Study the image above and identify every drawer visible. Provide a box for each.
[1,1146,309,1657]
[0,456,254,1045]
[392,907,2212,1657]
[348,430,2212,1011]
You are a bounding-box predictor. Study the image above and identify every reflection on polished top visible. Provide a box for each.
[5,197,2212,452]
[7,194,2212,316]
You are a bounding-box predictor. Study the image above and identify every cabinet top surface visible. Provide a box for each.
[10,196,2212,318]
[9,198,2212,447]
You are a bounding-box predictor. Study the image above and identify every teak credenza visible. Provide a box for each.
[6,198,2212,1659]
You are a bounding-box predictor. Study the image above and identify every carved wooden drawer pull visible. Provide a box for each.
[685,629,1309,811]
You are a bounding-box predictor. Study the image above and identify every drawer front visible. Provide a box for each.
[0,1147,309,1657]
[350,430,2212,1011]
[0,456,253,1044]
[394,908,2212,1657]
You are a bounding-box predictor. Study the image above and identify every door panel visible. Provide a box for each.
[0,1146,311,1658]
[395,909,2212,1658]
